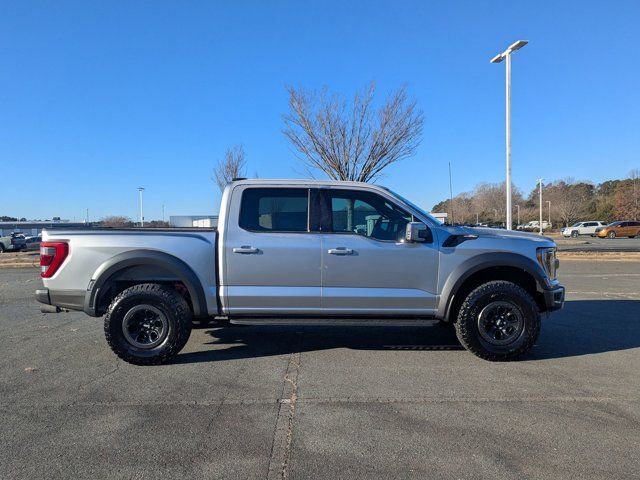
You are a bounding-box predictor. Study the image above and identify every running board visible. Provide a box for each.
[229,318,441,327]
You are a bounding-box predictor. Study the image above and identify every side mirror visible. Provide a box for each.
[405,222,431,243]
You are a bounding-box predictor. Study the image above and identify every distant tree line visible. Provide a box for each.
[98,216,168,228]
[432,170,639,227]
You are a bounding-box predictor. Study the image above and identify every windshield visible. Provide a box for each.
[382,187,442,225]
[607,221,621,227]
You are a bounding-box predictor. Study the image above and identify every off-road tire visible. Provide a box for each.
[104,283,192,365]
[455,280,540,361]
[608,231,616,239]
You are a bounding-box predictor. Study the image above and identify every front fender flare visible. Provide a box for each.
[437,252,550,321]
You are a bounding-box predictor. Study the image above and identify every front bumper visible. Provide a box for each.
[543,285,565,311]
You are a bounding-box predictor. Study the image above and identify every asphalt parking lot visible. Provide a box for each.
[1,260,639,479]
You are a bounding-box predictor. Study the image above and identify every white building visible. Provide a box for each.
[169,215,218,228]
[430,212,448,224]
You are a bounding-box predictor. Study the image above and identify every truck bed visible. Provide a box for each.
[39,227,219,317]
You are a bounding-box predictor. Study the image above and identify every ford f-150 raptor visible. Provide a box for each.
[36,179,564,365]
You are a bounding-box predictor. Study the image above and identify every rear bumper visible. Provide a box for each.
[543,285,565,311]
[35,288,85,311]
[35,289,51,305]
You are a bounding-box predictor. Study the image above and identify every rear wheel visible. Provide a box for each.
[104,283,192,365]
[455,280,540,361]
[0,244,4,253]
[608,231,616,239]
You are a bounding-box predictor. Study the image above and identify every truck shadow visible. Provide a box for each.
[173,300,640,363]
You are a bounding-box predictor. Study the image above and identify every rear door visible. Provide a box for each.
[624,221,640,236]
[222,186,322,315]
[617,222,630,236]
[319,188,439,315]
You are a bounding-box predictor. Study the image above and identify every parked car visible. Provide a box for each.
[518,220,552,232]
[24,235,42,251]
[0,232,27,252]
[595,221,640,238]
[561,221,606,238]
[36,179,565,365]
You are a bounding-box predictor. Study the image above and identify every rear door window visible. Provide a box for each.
[239,188,309,232]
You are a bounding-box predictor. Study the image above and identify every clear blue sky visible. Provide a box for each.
[1,0,638,221]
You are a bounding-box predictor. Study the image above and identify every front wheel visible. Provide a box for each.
[571,230,579,238]
[455,281,540,361]
[608,231,616,239]
[104,284,192,365]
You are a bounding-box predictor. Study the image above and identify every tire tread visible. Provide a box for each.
[104,283,192,366]
[454,280,540,361]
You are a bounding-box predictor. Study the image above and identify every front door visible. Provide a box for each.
[319,188,439,315]
[222,186,322,315]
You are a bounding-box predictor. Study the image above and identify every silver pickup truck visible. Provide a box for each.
[36,179,564,365]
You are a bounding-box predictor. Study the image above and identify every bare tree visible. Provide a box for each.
[283,83,424,183]
[543,180,594,227]
[630,169,639,211]
[100,216,132,228]
[213,145,246,192]
[614,176,640,221]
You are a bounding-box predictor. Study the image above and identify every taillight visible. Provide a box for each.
[40,242,69,278]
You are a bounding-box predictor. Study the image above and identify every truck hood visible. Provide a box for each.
[439,225,556,246]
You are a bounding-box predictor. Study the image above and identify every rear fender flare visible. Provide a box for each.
[84,250,208,317]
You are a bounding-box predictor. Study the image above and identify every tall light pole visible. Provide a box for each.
[546,200,551,225]
[491,40,528,231]
[515,204,520,226]
[538,178,544,235]
[448,162,455,225]
[138,187,145,227]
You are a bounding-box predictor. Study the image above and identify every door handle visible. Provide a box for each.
[233,246,259,254]
[328,247,353,255]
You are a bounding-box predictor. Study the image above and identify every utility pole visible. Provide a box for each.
[491,40,528,230]
[538,178,544,235]
[448,162,455,225]
[138,187,145,227]
[546,200,551,225]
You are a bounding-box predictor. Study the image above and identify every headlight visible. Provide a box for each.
[537,247,558,280]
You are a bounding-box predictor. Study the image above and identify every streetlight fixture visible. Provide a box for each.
[491,40,529,231]
[537,178,544,235]
[138,187,145,227]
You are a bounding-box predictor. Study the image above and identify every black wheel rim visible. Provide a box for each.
[477,300,524,346]
[122,304,169,349]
